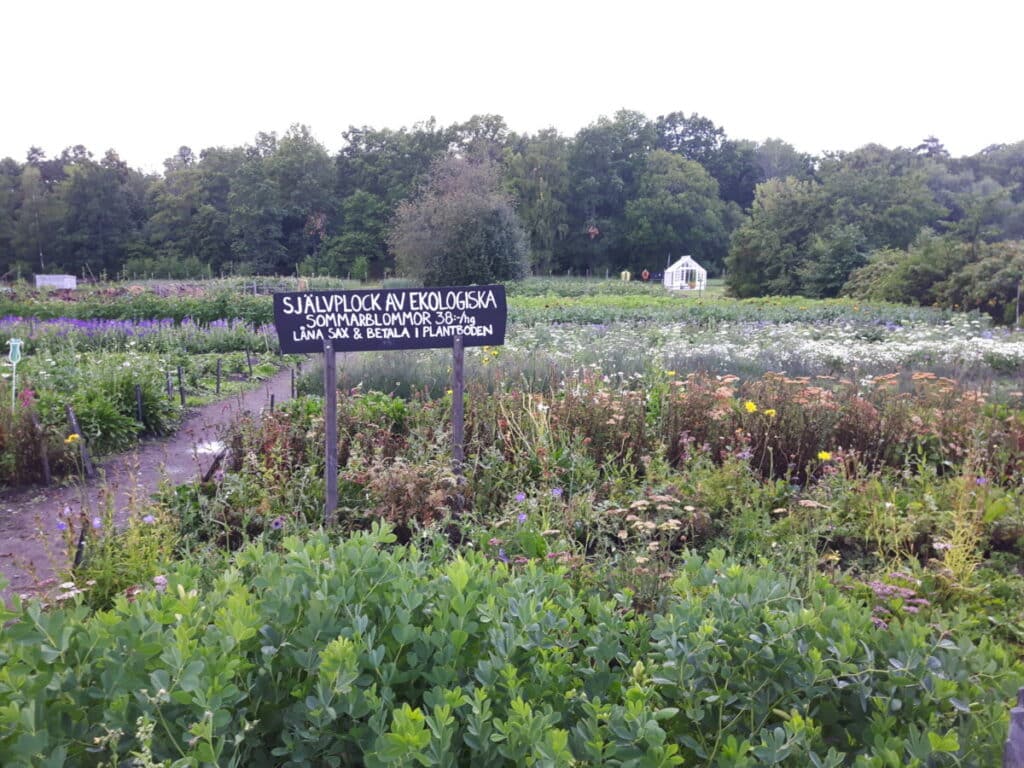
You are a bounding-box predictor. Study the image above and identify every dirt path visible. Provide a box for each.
[0,368,294,607]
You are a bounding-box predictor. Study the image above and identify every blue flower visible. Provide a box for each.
[270,516,285,530]
[517,512,527,524]
[56,521,68,532]
[514,492,526,502]
[91,517,102,529]
[498,548,509,564]
[551,487,563,498]
[142,514,156,524]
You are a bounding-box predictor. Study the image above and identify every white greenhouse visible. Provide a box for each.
[663,256,706,291]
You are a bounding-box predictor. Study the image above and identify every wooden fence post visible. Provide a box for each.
[30,412,51,486]
[323,340,338,525]
[451,335,465,475]
[134,384,144,427]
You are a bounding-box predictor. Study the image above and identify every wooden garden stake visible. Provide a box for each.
[30,412,51,486]
[216,358,222,395]
[451,335,465,476]
[177,366,186,406]
[134,384,144,427]
[323,339,338,524]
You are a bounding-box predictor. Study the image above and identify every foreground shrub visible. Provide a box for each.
[0,528,1017,766]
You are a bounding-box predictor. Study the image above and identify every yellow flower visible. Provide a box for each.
[665,370,676,377]
[817,450,832,461]
[744,401,758,413]
[64,433,80,445]
[764,408,777,418]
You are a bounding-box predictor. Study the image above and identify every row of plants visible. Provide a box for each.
[8,361,1023,764]
[1,526,1017,767]
[0,348,281,487]
[0,278,986,330]
[0,316,278,355]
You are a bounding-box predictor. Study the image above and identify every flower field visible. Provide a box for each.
[1,278,1022,766]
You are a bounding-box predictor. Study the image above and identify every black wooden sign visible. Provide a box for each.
[273,285,507,354]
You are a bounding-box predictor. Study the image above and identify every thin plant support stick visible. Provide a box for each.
[323,340,338,524]
[30,412,51,486]
[66,405,96,480]
[452,335,465,476]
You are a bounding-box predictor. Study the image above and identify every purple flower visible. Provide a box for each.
[270,516,285,530]
[551,487,563,498]
[91,517,102,529]
[497,548,509,564]
[975,476,988,486]
[57,521,68,532]
[514,492,526,502]
[153,575,168,593]
[517,512,527,524]
[142,514,156,525]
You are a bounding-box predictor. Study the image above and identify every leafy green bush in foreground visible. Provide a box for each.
[0,527,1017,767]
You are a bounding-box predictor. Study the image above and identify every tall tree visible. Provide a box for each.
[504,128,570,274]
[390,156,528,286]
[564,110,656,273]
[266,124,336,269]
[725,177,827,297]
[624,150,736,274]
[59,150,142,277]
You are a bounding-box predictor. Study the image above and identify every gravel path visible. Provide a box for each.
[0,368,294,607]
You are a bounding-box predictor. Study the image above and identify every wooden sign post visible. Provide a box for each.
[274,285,507,522]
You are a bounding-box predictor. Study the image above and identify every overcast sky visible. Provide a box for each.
[3,0,1021,173]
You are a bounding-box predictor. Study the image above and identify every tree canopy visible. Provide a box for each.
[389,157,528,286]
[1,113,1022,321]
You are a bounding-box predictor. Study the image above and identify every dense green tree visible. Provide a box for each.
[935,240,1024,324]
[841,232,972,306]
[59,150,143,277]
[624,150,736,274]
[266,124,336,269]
[725,177,827,297]
[228,133,286,274]
[753,138,816,182]
[504,129,570,274]
[0,158,19,276]
[390,157,528,286]
[564,110,656,274]
[12,163,65,273]
[818,144,945,251]
[655,112,761,208]
[799,223,868,298]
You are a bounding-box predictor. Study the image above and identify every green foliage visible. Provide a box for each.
[625,150,736,274]
[0,532,1016,766]
[390,157,529,286]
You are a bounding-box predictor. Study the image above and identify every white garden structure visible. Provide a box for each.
[663,256,706,291]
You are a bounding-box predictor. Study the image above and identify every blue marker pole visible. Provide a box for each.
[6,339,22,415]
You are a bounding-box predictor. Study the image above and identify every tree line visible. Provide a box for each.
[1,112,1022,320]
